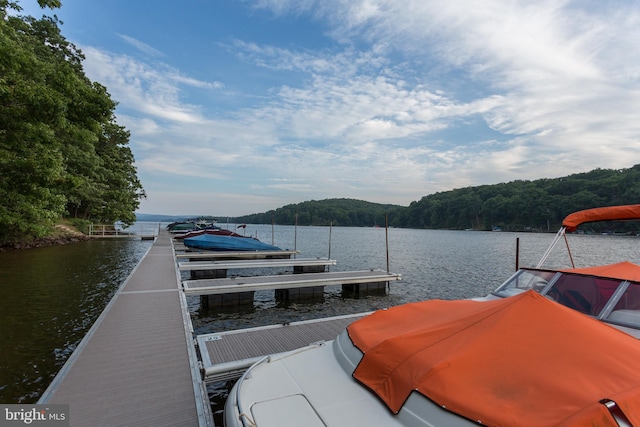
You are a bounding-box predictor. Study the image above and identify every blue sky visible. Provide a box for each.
[19,0,640,216]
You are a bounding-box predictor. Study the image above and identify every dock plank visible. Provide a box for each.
[182,270,402,295]
[198,313,369,382]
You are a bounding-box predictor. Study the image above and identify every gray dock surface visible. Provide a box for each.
[183,270,402,295]
[39,231,212,427]
[198,313,368,382]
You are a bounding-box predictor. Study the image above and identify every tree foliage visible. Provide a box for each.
[0,1,144,244]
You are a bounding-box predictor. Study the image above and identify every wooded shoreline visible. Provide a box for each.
[0,225,89,251]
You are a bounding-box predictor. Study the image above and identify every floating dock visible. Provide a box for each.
[183,270,401,295]
[175,249,299,260]
[38,231,213,427]
[178,257,336,271]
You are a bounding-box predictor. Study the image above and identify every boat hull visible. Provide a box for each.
[183,233,281,251]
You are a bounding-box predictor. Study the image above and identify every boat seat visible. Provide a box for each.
[555,276,602,316]
[607,309,640,327]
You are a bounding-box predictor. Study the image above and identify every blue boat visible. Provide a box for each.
[183,233,282,251]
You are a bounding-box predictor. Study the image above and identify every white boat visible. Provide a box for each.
[224,205,640,427]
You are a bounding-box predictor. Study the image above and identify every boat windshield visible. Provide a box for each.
[492,269,558,298]
[495,268,640,330]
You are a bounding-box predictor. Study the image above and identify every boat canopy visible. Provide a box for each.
[348,291,640,426]
[562,261,640,282]
[562,204,640,232]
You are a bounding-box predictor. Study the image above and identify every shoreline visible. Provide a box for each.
[0,225,90,252]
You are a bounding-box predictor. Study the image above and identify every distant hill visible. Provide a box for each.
[235,198,402,227]
[394,164,640,231]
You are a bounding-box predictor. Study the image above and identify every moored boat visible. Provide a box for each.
[224,205,640,427]
[183,233,282,252]
[172,227,243,239]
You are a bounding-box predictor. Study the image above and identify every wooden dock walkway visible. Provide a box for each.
[182,270,401,295]
[197,313,369,382]
[178,257,336,271]
[38,231,213,427]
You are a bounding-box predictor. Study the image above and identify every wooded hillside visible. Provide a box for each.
[232,165,640,232]
[235,198,399,227]
[394,165,640,231]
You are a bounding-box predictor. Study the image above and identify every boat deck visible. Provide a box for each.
[197,313,368,382]
[38,231,212,427]
[183,270,402,295]
[178,257,336,271]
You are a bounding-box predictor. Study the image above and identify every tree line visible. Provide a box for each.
[0,1,144,244]
[233,165,640,232]
[235,199,398,227]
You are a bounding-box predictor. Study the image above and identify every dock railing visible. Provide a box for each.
[89,223,159,240]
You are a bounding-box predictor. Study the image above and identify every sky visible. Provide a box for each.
[17,0,640,216]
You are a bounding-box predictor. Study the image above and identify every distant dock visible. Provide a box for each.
[88,223,159,240]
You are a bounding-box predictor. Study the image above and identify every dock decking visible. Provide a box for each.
[182,270,401,295]
[197,313,368,382]
[38,231,213,427]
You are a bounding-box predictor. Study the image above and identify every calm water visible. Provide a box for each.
[1,225,639,409]
[0,239,152,403]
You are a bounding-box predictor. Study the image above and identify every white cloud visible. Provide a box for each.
[76,0,640,215]
[117,34,166,57]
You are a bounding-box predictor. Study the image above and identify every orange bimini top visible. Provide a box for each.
[348,291,640,427]
[562,204,640,232]
[562,261,640,282]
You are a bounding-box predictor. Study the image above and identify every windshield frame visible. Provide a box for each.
[492,268,640,332]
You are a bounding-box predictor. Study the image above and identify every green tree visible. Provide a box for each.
[0,1,144,243]
[0,5,68,243]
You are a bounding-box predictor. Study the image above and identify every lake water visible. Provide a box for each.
[1,225,639,409]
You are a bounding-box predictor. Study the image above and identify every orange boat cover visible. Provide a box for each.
[348,291,640,426]
[562,204,640,232]
[563,261,640,282]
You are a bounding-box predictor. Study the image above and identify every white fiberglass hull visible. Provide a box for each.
[224,331,474,427]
